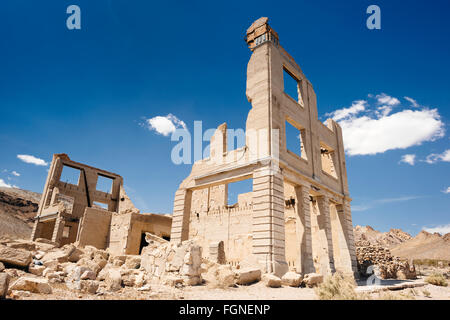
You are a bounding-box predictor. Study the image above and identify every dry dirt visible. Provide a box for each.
[0,187,40,239]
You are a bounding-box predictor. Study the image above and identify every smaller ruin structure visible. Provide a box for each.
[31,153,171,255]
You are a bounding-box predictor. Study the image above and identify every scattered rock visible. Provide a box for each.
[0,262,4,272]
[105,269,122,291]
[125,256,141,269]
[235,267,261,285]
[0,273,10,299]
[263,274,282,288]
[29,265,46,276]
[9,290,31,299]
[9,277,52,294]
[0,246,32,268]
[281,272,303,287]
[303,273,323,287]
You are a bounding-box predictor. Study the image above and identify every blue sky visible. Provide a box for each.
[0,0,449,236]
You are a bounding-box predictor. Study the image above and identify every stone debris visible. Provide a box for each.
[262,274,282,288]
[0,245,32,267]
[0,273,10,299]
[9,277,52,294]
[356,240,416,280]
[235,268,262,285]
[281,271,303,287]
[302,273,323,287]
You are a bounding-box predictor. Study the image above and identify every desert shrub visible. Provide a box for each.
[425,273,448,287]
[422,289,431,297]
[315,272,360,300]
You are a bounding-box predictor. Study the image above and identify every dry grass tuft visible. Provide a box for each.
[315,272,361,300]
[425,273,448,287]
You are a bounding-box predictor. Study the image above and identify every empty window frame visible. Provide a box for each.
[320,143,338,179]
[227,178,253,206]
[285,120,307,161]
[93,201,109,210]
[60,165,81,186]
[96,174,114,193]
[283,68,304,106]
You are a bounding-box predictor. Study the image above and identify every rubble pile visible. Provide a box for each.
[0,234,320,300]
[355,240,416,280]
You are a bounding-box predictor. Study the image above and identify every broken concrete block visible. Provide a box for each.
[303,273,323,287]
[9,290,31,299]
[281,272,303,287]
[263,274,282,288]
[9,277,52,294]
[68,248,84,263]
[235,267,261,285]
[125,255,141,269]
[105,269,122,291]
[29,265,46,276]
[0,246,32,268]
[6,240,36,251]
[78,280,99,294]
[0,273,10,299]
[80,270,96,280]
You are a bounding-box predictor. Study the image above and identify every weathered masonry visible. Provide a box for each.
[31,154,171,255]
[170,18,357,277]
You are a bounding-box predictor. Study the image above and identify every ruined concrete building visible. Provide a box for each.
[31,154,171,255]
[31,17,357,279]
[170,18,357,277]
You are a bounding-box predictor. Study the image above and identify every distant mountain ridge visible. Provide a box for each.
[354,225,450,261]
[0,187,40,239]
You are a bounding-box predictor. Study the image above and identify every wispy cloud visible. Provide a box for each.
[326,94,445,156]
[422,224,450,235]
[376,93,400,106]
[404,96,419,108]
[352,196,420,212]
[17,154,48,166]
[425,149,450,164]
[144,114,187,136]
[326,100,366,121]
[399,154,416,166]
[442,187,450,194]
[11,171,20,177]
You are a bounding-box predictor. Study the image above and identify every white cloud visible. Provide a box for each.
[326,100,366,121]
[423,224,450,235]
[425,149,450,164]
[404,96,419,108]
[11,171,20,177]
[442,187,450,194]
[351,196,419,212]
[375,105,392,118]
[340,108,444,156]
[146,114,187,136]
[376,93,400,106]
[0,178,18,188]
[17,154,48,166]
[399,154,416,165]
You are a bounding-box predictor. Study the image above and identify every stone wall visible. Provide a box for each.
[356,240,416,279]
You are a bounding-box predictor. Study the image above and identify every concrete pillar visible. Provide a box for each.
[316,195,335,274]
[170,189,192,243]
[294,184,315,274]
[30,220,42,241]
[52,215,65,245]
[252,166,288,277]
[340,201,358,275]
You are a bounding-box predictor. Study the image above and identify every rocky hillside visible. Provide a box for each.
[391,230,450,261]
[354,225,450,261]
[0,187,41,239]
